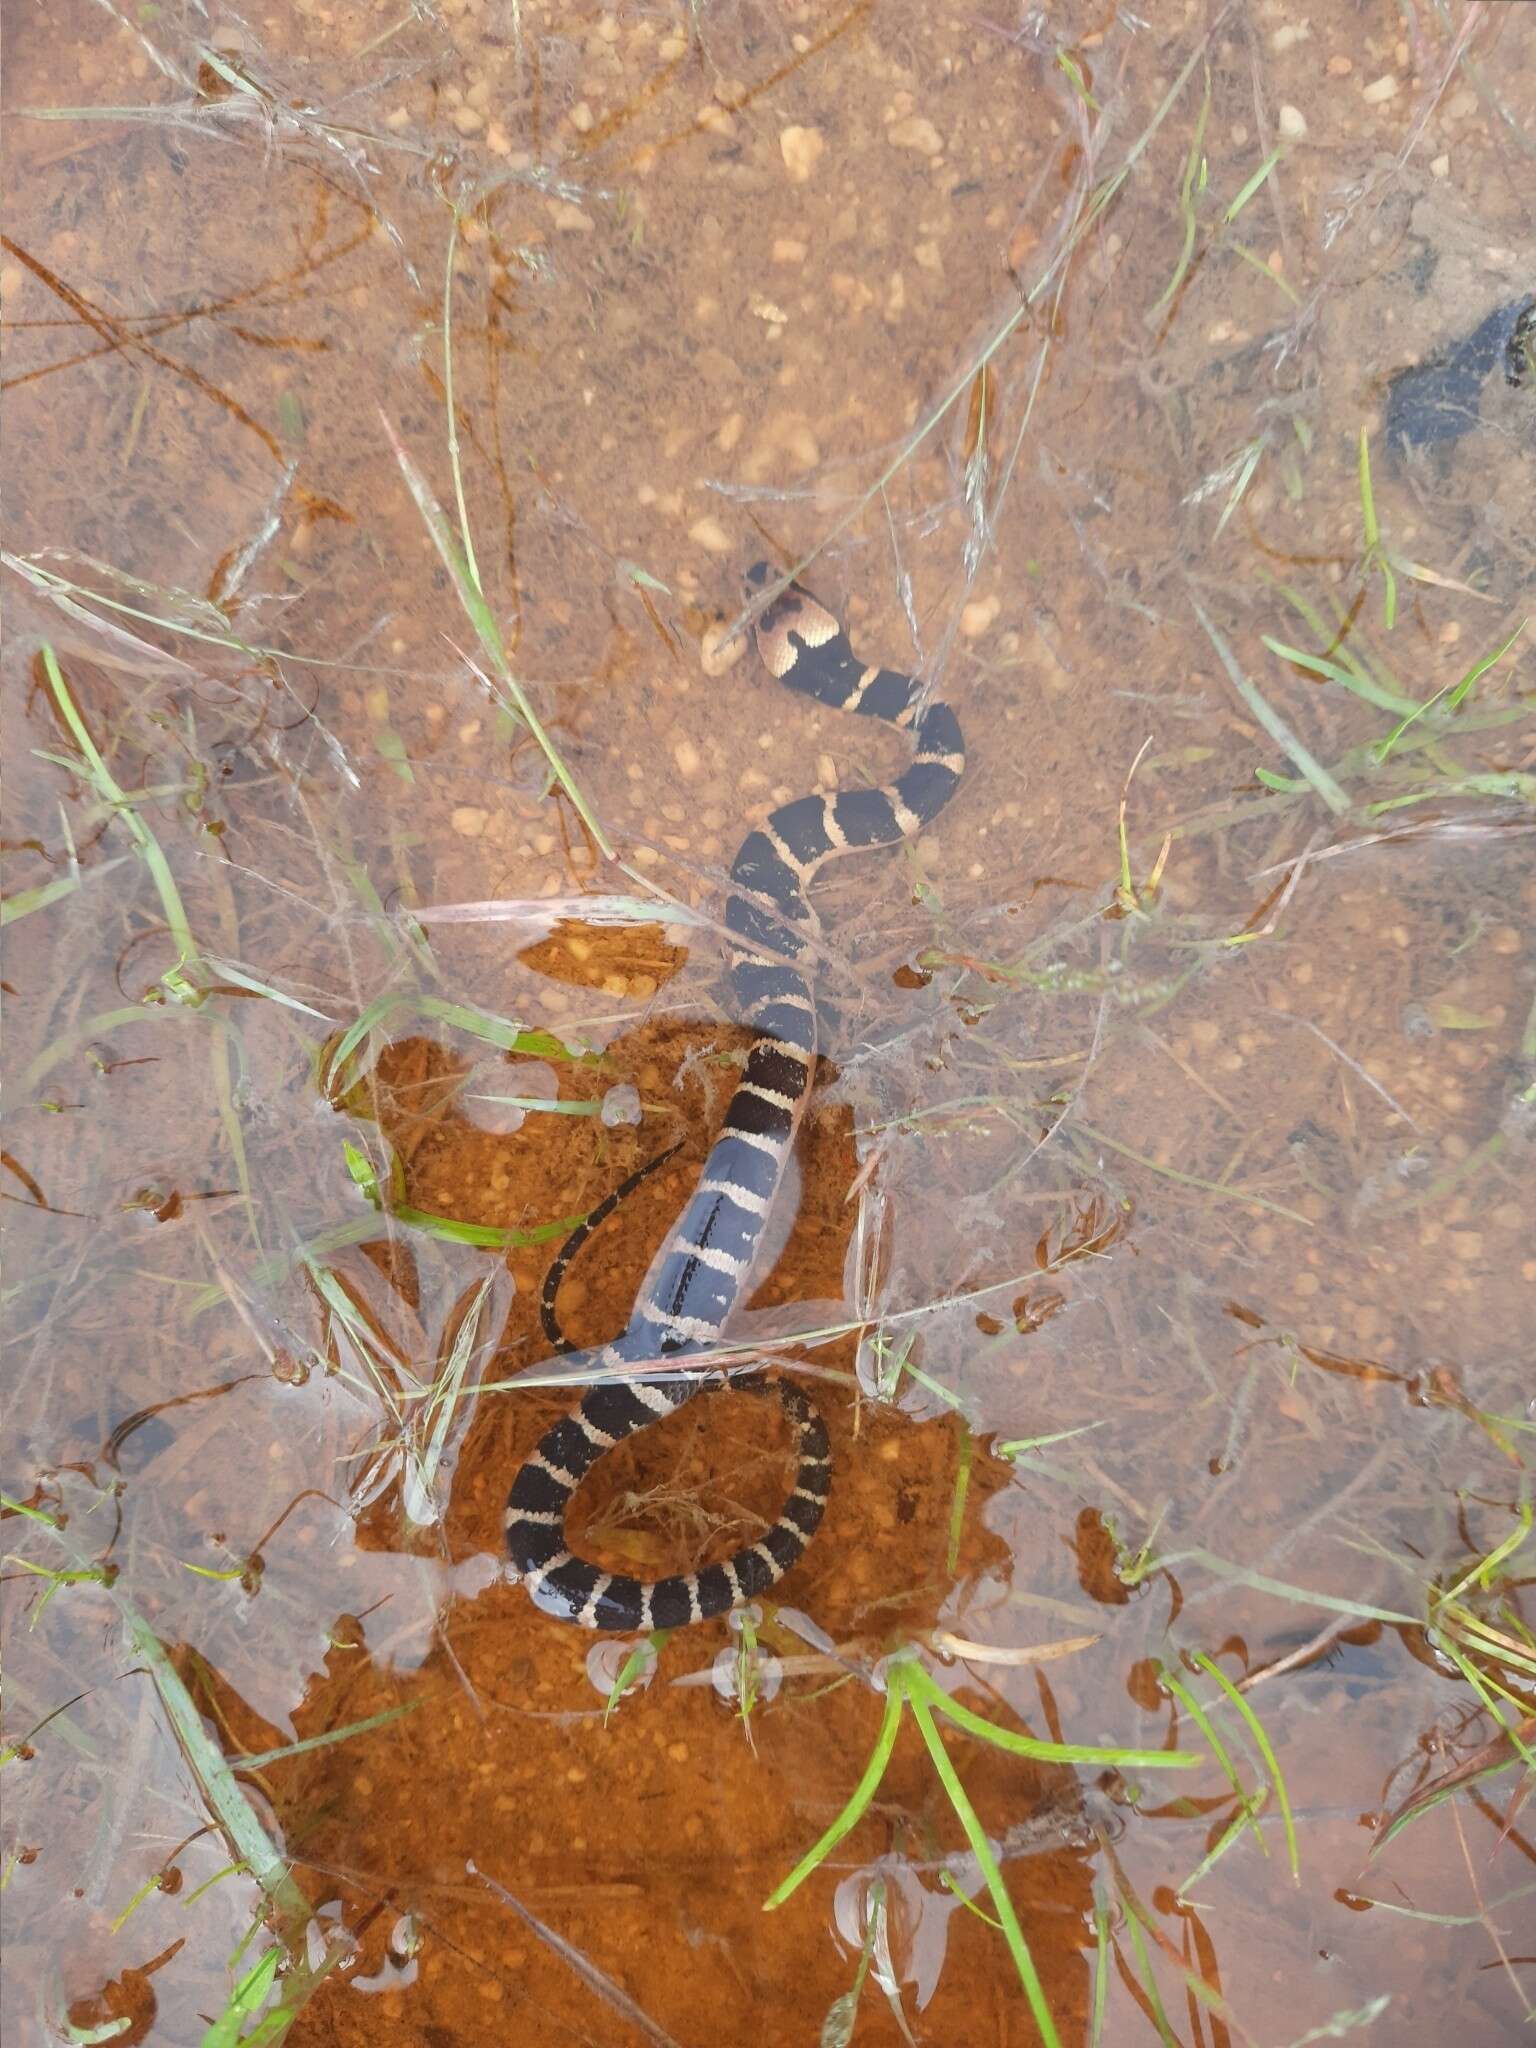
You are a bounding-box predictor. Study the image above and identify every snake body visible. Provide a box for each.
[505,564,965,1628]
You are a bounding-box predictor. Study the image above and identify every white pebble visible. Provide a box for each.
[700,623,746,677]
[888,115,943,154]
[779,126,824,183]
[1362,74,1400,104]
[1278,104,1307,140]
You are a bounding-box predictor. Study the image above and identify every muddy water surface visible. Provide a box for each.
[4,2,1534,2044]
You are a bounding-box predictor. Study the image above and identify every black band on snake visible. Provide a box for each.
[505,563,966,1629]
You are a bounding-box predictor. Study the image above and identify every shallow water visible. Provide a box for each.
[3,2,1534,2043]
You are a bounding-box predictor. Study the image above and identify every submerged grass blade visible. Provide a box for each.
[907,1663,1199,1771]
[1357,427,1380,550]
[1260,635,1415,715]
[324,989,584,1092]
[2,856,129,927]
[1089,1884,1112,2047]
[1163,1549,1419,1627]
[1177,1784,1271,1897]
[1159,1664,1267,1857]
[1192,600,1350,814]
[380,411,614,859]
[2,1494,309,1927]
[1190,1651,1299,1879]
[1148,76,1211,318]
[40,645,205,990]
[946,1422,974,1575]
[1119,1906,1180,2046]
[1223,145,1283,222]
[235,1701,420,1771]
[762,1677,905,1909]
[203,957,334,1021]
[905,1677,1062,2048]
[998,1422,1107,1458]
[1373,618,1527,763]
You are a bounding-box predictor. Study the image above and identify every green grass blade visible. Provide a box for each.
[40,645,204,991]
[2,857,129,927]
[325,990,581,1091]
[1162,1549,1419,1626]
[998,1422,1106,1458]
[908,1664,1199,1770]
[1088,1883,1112,2047]
[906,1677,1062,2048]
[1193,602,1350,814]
[235,1701,420,1771]
[203,957,334,1021]
[1224,146,1282,222]
[1261,634,1409,708]
[380,412,614,858]
[1357,428,1379,548]
[763,1677,905,1909]
[1120,1906,1180,2045]
[1148,78,1211,318]
[946,1422,974,1574]
[4,1493,310,1926]
[1177,1784,1271,1897]
[440,212,482,599]
[20,1001,202,1094]
[1439,1502,1532,1604]
[389,1206,546,1249]
[1228,239,1300,302]
[1373,618,1527,762]
[1211,435,1268,539]
[1190,1651,1299,1879]
[1159,1665,1267,1855]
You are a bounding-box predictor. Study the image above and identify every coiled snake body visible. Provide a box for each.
[505,565,965,1628]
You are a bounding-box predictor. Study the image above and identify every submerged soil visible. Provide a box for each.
[3,2,1533,2044]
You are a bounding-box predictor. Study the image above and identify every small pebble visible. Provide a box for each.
[888,114,943,154]
[673,736,702,777]
[550,202,595,233]
[452,806,488,838]
[689,515,732,554]
[961,595,1000,638]
[700,622,746,676]
[779,125,825,182]
[1278,104,1307,140]
[1362,74,1400,104]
